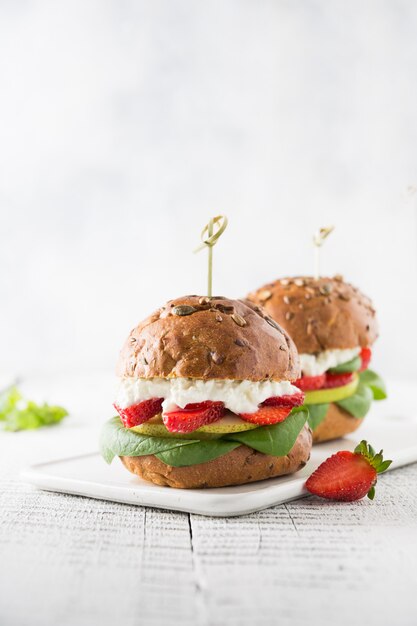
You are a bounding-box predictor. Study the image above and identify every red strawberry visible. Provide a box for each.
[306,440,392,501]
[295,374,326,391]
[323,372,354,389]
[239,405,292,426]
[162,401,225,433]
[114,398,163,428]
[262,391,305,408]
[360,347,372,371]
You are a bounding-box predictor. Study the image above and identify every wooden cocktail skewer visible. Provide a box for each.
[194,215,228,297]
[313,226,334,280]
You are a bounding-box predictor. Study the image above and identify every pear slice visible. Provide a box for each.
[304,373,359,405]
[130,412,258,439]
[197,414,258,433]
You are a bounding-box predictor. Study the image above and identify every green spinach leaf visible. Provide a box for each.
[101,407,309,468]
[307,403,329,430]
[156,439,240,467]
[359,369,387,400]
[225,407,308,456]
[328,355,361,374]
[99,417,197,464]
[336,383,373,418]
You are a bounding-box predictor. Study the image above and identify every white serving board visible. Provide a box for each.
[21,412,417,517]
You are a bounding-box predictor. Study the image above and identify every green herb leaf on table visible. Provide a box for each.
[359,369,387,400]
[335,383,373,418]
[307,403,329,430]
[225,407,308,456]
[0,386,68,432]
[328,355,362,374]
[0,386,22,418]
[100,416,198,464]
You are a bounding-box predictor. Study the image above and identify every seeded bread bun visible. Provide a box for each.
[247,276,378,354]
[312,403,364,443]
[120,423,312,489]
[116,296,300,381]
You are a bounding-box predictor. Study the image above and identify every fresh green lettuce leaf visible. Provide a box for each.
[359,369,387,400]
[224,407,308,456]
[335,383,373,418]
[99,416,197,464]
[0,386,68,432]
[307,403,329,430]
[156,439,240,467]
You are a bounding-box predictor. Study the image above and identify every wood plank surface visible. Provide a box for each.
[1,377,416,626]
[1,457,416,626]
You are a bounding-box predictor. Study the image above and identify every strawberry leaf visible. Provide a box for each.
[377,459,392,473]
[373,452,383,467]
[367,485,376,500]
[355,440,368,456]
[354,439,393,476]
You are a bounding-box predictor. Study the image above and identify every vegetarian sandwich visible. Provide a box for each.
[100,295,311,488]
[248,276,386,443]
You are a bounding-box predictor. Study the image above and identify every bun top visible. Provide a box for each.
[247,276,378,354]
[116,295,300,381]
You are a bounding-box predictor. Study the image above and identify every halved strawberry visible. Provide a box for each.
[162,401,225,433]
[239,405,292,426]
[114,398,163,428]
[323,372,354,389]
[262,391,305,408]
[360,347,372,371]
[305,440,392,501]
[295,374,326,391]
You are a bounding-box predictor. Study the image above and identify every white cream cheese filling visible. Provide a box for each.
[114,377,300,415]
[300,347,361,377]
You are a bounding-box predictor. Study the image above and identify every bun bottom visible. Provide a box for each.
[312,403,364,443]
[121,424,312,489]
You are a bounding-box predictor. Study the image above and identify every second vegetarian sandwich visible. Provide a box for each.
[100,295,311,488]
[248,276,386,443]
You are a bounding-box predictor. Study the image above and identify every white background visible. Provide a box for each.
[0,0,416,382]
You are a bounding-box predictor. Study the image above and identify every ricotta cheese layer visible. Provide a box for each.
[299,347,361,377]
[114,377,300,415]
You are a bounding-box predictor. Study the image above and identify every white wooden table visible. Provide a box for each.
[0,374,416,626]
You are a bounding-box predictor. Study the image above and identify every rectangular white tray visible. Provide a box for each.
[21,412,417,517]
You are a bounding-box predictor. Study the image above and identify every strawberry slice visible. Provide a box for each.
[360,347,372,371]
[323,372,354,389]
[162,401,225,433]
[295,374,326,391]
[114,398,163,428]
[305,440,392,501]
[239,405,292,426]
[262,391,305,408]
